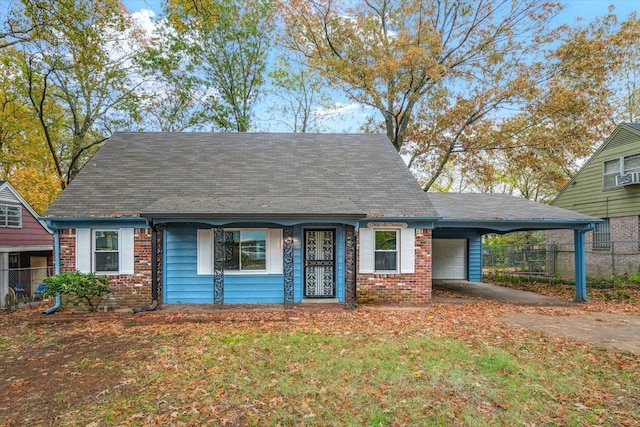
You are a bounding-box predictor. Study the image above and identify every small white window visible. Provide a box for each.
[359,227,415,274]
[94,230,119,273]
[374,230,398,272]
[76,228,135,275]
[0,204,21,228]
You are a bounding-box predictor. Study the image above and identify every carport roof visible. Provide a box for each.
[427,192,601,233]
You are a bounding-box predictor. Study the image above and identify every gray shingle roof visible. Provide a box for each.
[45,132,437,219]
[624,123,640,131]
[428,192,599,223]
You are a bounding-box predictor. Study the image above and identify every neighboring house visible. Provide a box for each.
[0,181,54,306]
[549,123,640,278]
[43,133,599,308]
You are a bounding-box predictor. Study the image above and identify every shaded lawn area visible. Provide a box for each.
[1,303,639,426]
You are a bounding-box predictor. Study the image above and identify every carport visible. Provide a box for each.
[427,193,602,302]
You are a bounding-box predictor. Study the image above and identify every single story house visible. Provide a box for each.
[43,133,600,308]
[1,181,54,306]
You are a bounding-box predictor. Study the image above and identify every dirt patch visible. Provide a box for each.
[499,311,640,354]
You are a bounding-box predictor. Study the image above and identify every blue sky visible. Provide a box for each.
[121,1,638,22]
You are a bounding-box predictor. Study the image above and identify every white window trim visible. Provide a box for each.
[94,229,120,274]
[76,228,134,275]
[0,203,21,228]
[197,228,283,275]
[359,227,415,274]
[603,154,640,189]
[374,229,399,273]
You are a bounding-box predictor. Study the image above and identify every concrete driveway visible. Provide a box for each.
[433,280,578,307]
[433,280,640,354]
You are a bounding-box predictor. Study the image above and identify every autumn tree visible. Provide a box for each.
[266,54,337,133]
[281,0,639,194]
[280,0,567,150]
[6,0,143,189]
[0,47,59,213]
[608,12,640,124]
[132,10,223,132]
[0,0,41,49]
[163,0,275,132]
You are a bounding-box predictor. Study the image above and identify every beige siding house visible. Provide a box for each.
[549,123,640,278]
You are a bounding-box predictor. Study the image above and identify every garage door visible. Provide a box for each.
[432,239,466,280]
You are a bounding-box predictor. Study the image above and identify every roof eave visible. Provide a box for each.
[435,218,600,232]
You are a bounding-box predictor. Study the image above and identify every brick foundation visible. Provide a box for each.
[356,229,432,306]
[58,228,153,308]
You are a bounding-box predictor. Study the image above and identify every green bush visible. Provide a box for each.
[43,271,111,312]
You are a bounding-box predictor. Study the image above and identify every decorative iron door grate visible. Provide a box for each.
[304,230,335,298]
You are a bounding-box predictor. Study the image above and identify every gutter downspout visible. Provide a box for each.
[132,221,159,313]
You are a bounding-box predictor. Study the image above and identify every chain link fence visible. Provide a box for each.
[483,240,640,280]
[2,266,54,298]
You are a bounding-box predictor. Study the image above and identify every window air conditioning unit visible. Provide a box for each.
[615,172,640,186]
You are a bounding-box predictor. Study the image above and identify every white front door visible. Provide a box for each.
[432,239,467,280]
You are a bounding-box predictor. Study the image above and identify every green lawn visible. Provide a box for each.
[1,305,639,426]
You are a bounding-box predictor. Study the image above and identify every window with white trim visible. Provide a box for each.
[603,154,640,189]
[94,230,119,272]
[76,228,135,275]
[0,204,21,228]
[359,227,415,274]
[197,228,283,275]
[374,230,398,271]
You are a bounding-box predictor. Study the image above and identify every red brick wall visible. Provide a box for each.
[356,229,432,306]
[58,228,152,308]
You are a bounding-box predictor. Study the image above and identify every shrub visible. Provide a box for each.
[43,271,111,312]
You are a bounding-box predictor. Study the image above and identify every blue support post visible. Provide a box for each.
[53,229,60,275]
[574,229,589,302]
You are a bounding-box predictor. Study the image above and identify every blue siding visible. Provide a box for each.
[467,235,483,282]
[163,223,346,304]
[163,224,285,304]
[164,225,214,303]
[224,274,284,303]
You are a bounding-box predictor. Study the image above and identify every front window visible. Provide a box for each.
[0,204,21,228]
[593,219,610,249]
[94,230,119,272]
[224,230,267,271]
[375,230,398,271]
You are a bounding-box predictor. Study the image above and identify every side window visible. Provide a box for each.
[94,230,119,272]
[77,228,134,274]
[359,227,415,274]
[374,230,398,272]
[0,204,21,228]
[592,219,611,249]
[602,159,620,190]
[623,153,640,175]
